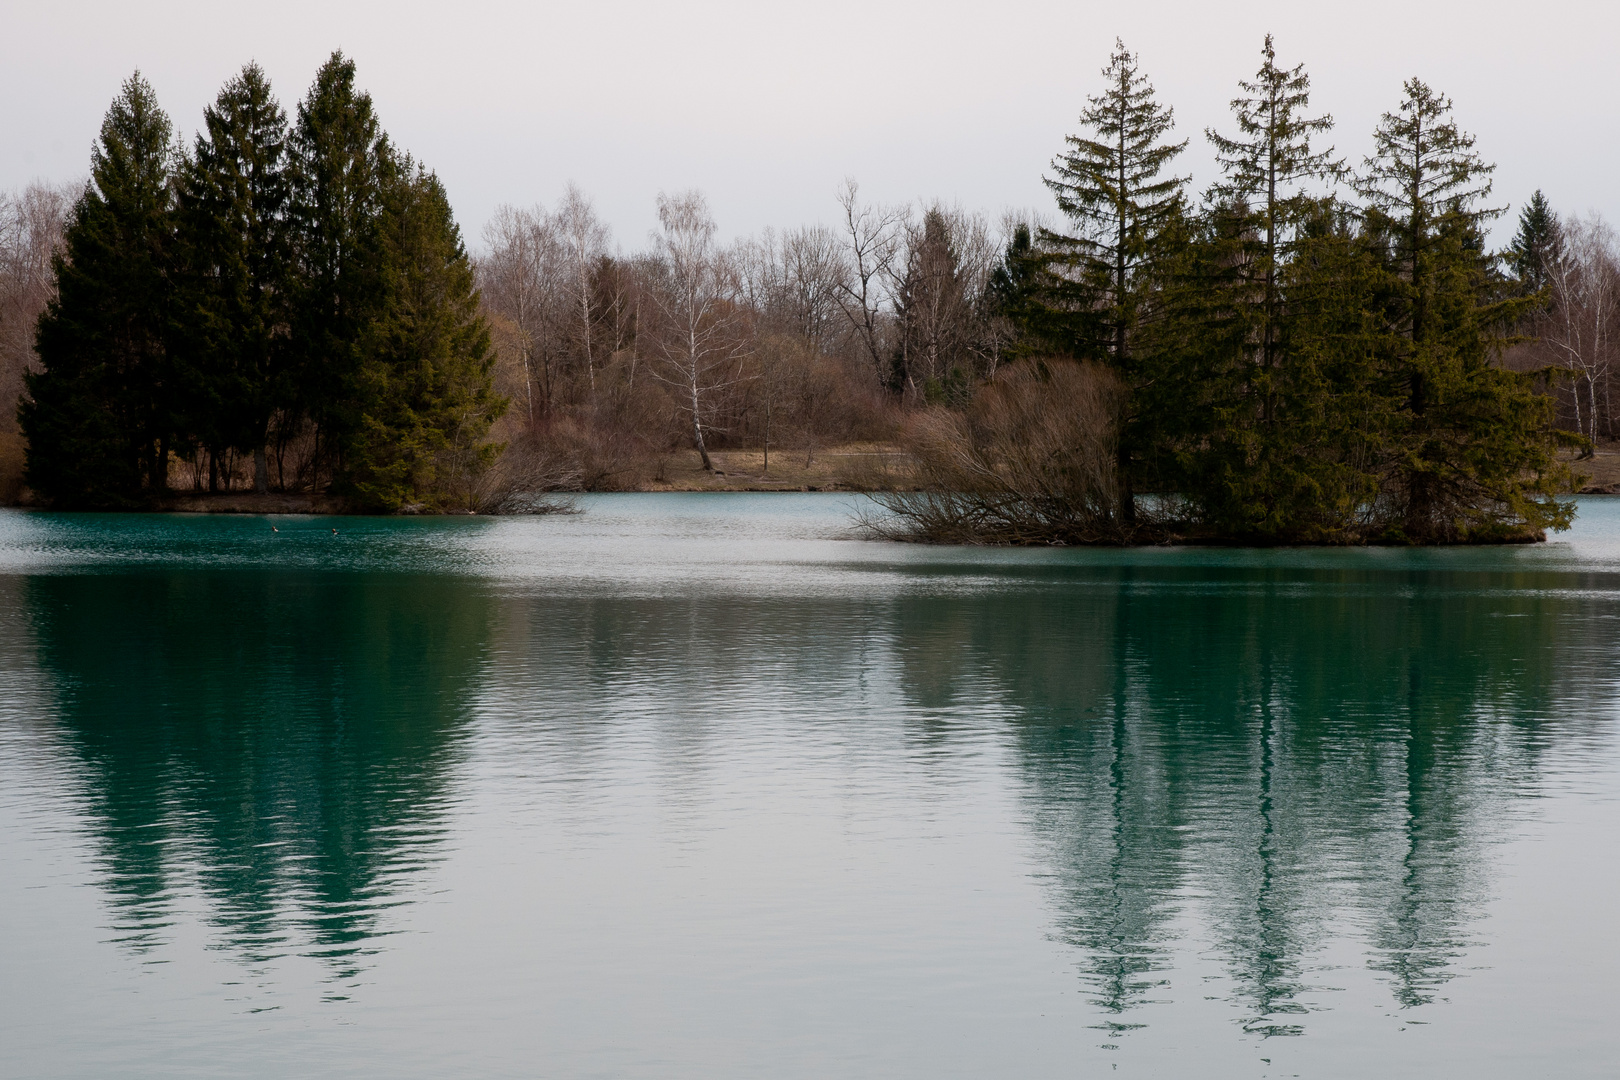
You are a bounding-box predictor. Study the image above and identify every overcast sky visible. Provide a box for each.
[2,0,1614,252]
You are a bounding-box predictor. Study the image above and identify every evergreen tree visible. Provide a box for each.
[1358,80,1572,539]
[1258,206,1391,538]
[286,51,392,483]
[1189,36,1348,536]
[347,164,505,510]
[1206,35,1342,396]
[21,73,176,506]
[1507,189,1562,294]
[1043,39,1188,522]
[174,62,290,492]
[985,223,1064,360]
[892,207,971,402]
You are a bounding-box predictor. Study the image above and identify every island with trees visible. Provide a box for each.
[2,40,1614,543]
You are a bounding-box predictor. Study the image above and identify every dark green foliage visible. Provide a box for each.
[973,53,1576,546]
[986,224,1064,361]
[173,62,291,492]
[346,165,505,511]
[1042,38,1188,366]
[1041,39,1189,522]
[1357,80,1572,541]
[287,52,393,477]
[20,55,504,512]
[1508,190,1562,294]
[1174,39,1365,538]
[21,73,176,507]
[1204,35,1343,421]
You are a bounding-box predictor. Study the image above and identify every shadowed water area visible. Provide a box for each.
[3,495,1619,1078]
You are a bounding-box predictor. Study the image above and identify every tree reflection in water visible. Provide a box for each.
[26,570,490,985]
[890,561,1610,1034]
[18,549,1615,1033]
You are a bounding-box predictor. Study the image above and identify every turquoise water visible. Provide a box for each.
[3,495,1619,1078]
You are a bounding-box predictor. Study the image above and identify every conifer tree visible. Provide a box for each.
[346,164,505,511]
[1507,189,1562,294]
[174,62,290,492]
[1258,206,1390,538]
[985,223,1056,359]
[1358,80,1497,348]
[1043,39,1188,522]
[892,207,972,401]
[1206,34,1342,387]
[21,73,176,506]
[1190,36,1347,535]
[286,51,392,481]
[1358,80,1572,539]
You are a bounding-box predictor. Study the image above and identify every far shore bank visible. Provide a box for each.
[3,440,1618,523]
[0,444,920,514]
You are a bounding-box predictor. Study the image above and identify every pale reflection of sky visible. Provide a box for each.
[2,498,1619,1079]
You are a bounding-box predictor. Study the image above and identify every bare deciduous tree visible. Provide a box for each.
[833,178,904,386]
[1541,214,1620,449]
[480,204,559,430]
[1,180,76,498]
[650,191,750,472]
[554,183,611,394]
[1,181,76,431]
[866,359,1128,543]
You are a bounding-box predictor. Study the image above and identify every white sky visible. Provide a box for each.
[2,0,1614,252]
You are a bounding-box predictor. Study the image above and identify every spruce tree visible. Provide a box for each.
[985,223,1057,360]
[1206,35,1341,393]
[174,62,290,492]
[21,73,176,506]
[286,51,392,484]
[347,164,505,511]
[1507,190,1562,294]
[892,208,971,402]
[1358,80,1572,540]
[1261,206,1390,539]
[1193,36,1347,535]
[1043,39,1188,522]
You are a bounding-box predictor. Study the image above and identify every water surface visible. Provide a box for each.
[3,495,1619,1078]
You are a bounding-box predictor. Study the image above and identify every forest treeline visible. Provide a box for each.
[5,55,501,511]
[2,39,1615,540]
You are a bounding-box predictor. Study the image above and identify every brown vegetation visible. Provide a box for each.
[469,182,1002,505]
[0,181,75,502]
[1504,213,1620,449]
[864,359,1130,543]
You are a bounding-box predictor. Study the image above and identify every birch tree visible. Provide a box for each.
[651,191,748,472]
[480,204,560,429]
[554,184,610,393]
[1544,215,1620,447]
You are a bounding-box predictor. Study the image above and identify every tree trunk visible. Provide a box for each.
[254,446,269,494]
[1116,441,1135,527]
[152,438,169,494]
[691,380,713,471]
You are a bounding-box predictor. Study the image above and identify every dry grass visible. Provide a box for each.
[1569,440,1620,492]
[642,442,917,492]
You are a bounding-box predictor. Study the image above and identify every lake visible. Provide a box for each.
[3,494,1618,1079]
